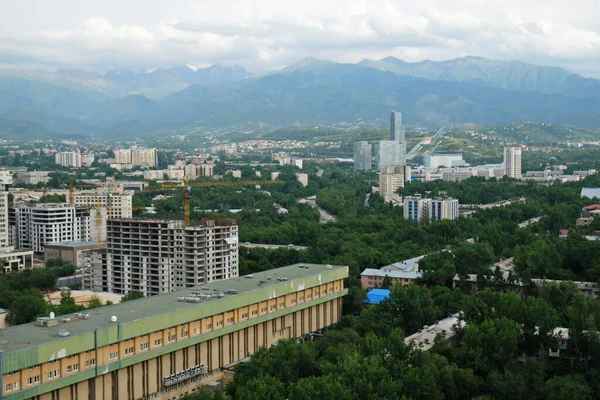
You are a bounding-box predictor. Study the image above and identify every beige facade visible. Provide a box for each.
[1,264,348,400]
[44,242,106,267]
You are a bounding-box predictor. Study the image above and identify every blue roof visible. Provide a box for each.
[364,288,391,305]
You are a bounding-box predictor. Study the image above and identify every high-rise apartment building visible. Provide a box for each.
[430,198,459,221]
[375,141,403,168]
[185,163,214,179]
[353,141,372,170]
[54,151,82,168]
[0,170,13,250]
[9,204,91,253]
[404,195,432,222]
[90,218,239,296]
[114,148,158,168]
[503,147,522,179]
[379,165,411,196]
[73,192,133,242]
[404,195,459,222]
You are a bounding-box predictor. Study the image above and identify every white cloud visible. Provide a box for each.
[0,0,599,77]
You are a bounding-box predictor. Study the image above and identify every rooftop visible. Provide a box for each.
[364,289,390,305]
[0,263,346,355]
[388,254,427,272]
[581,188,600,199]
[361,268,422,280]
[45,241,101,248]
[404,313,465,352]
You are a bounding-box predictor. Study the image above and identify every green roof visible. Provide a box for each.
[0,263,347,358]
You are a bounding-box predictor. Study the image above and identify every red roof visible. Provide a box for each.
[584,204,600,211]
[560,229,570,235]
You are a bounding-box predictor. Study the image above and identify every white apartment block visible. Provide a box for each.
[0,170,13,250]
[431,198,459,221]
[504,147,522,179]
[185,164,214,179]
[296,173,309,187]
[379,165,411,196]
[73,192,134,242]
[114,148,158,168]
[9,204,91,253]
[14,171,51,185]
[89,218,239,296]
[54,151,82,168]
[404,195,459,222]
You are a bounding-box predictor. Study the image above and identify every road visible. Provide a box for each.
[298,195,338,223]
[240,243,308,250]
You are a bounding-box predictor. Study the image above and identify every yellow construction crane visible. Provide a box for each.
[136,177,284,226]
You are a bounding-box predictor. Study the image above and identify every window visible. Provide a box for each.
[14,382,20,390]
[291,299,297,305]
[269,305,276,312]
[241,313,248,320]
[28,377,33,386]
[251,310,258,316]
[205,324,212,330]
[34,375,40,383]
[90,359,96,366]
[73,364,79,371]
[154,339,162,346]
[140,343,149,351]
[67,366,72,373]
[307,294,312,300]
[108,352,118,360]
[168,334,176,342]
[216,321,223,327]
[180,330,188,338]
[260,307,267,314]
[53,370,60,377]
[226,318,234,324]
[278,302,285,309]
[193,328,199,335]
[124,347,134,355]
[48,372,53,380]
[6,383,12,392]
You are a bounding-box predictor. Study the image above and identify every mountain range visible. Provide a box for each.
[1,56,600,140]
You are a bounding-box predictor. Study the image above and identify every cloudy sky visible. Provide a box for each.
[1,0,600,77]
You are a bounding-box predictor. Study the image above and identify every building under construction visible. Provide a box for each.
[87,218,239,297]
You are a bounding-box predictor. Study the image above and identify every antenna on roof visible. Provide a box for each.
[49,312,55,319]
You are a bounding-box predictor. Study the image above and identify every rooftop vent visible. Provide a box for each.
[267,276,272,280]
[58,329,70,337]
[245,275,254,279]
[277,277,289,281]
[201,287,210,291]
[326,265,333,269]
[226,289,238,294]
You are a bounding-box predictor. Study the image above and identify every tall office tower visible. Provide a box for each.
[503,147,522,179]
[54,151,82,168]
[0,170,12,250]
[431,198,459,221]
[131,148,158,167]
[379,165,412,195]
[403,195,432,222]
[353,141,373,170]
[92,218,239,296]
[390,111,407,165]
[375,141,402,168]
[390,111,405,141]
[9,204,91,253]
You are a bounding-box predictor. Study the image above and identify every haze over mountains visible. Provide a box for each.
[1,56,600,140]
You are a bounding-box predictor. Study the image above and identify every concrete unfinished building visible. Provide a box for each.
[88,218,239,296]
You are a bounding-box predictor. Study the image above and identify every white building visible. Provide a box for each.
[185,164,214,179]
[431,198,459,221]
[73,192,134,242]
[9,204,91,253]
[114,148,158,168]
[296,173,309,187]
[353,141,373,170]
[375,141,403,169]
[14,171,51,185]
[404,195,432,222]
[404,195,459,221]
[503,147,522,179]
[0,171,13,250]
[379,165,411,196]
[89,218,239,296]
[424,154,467,168]
[54,152,82,168]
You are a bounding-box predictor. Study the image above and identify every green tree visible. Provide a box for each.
[121,291,144,302]
[541,375,592,400]
[288,376,352,400]
[6,291,47,325]
[234,374,285,400]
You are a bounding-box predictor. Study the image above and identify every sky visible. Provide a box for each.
[1,0,600,77]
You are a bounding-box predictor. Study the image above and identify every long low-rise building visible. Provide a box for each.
[0,263,348,400]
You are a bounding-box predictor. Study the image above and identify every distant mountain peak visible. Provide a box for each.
[281,57,336,73]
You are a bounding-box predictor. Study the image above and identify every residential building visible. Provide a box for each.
[0,264,348,400]
[114,148,158,168]
[9,204,91,253]
[431,198,459,221]
[14,171,51,185]
[44,241,107,267]
[89,218,239,296]
[353,141,372,170]
[73,192,133,242]
[379,165,411,196]
[503,147,522,179]
[375,141,403,169]
[403,195,432,222]
[360,267,422,290]
[185,164,214,179]
[0,170,12,250]
[143,170,165,180]
[231,170,242,178]
[296,173,309,187]
[404,313,465,352]
[54,152,82,168]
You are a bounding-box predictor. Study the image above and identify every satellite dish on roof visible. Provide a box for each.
[49,312,55,319]
[110,316,118,323]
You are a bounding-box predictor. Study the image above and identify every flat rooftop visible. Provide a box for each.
[0,263,346,354]
[45,241,100,248]
[404,313,465,352]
